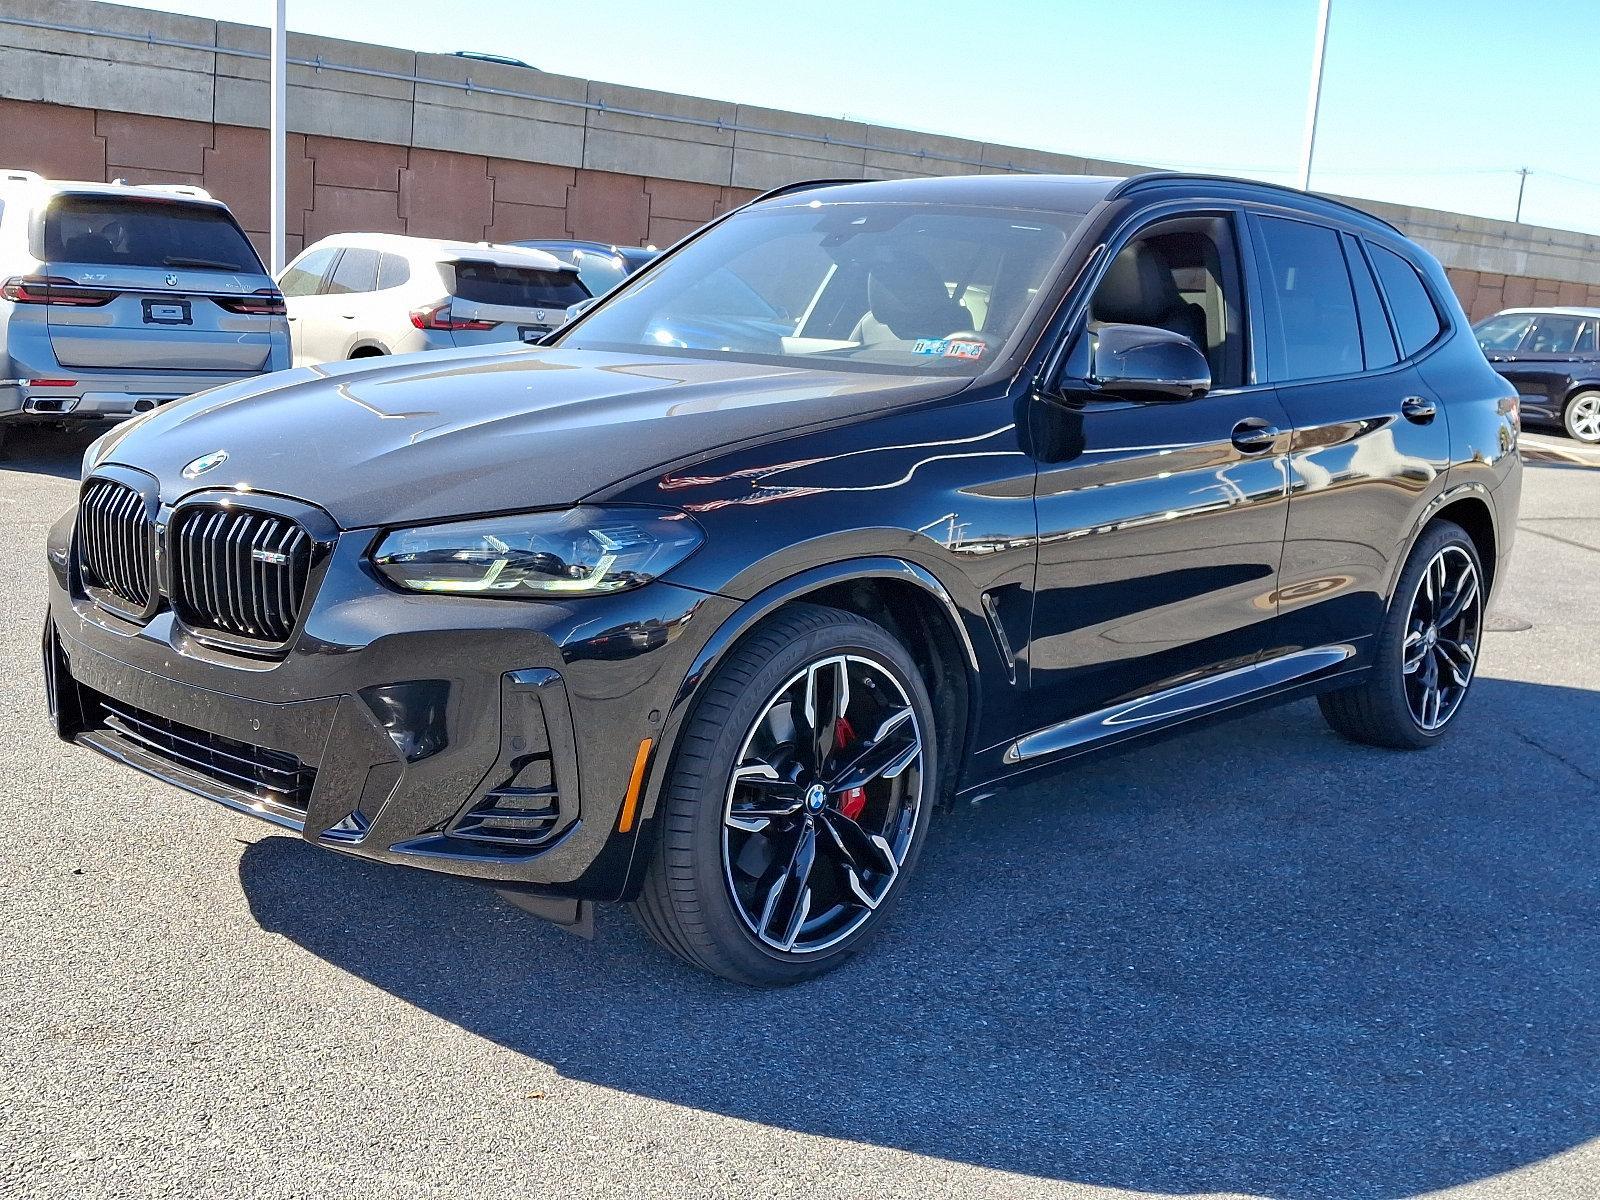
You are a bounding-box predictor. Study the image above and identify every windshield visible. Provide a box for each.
[41,195,264,273]
[556,201,1081,374]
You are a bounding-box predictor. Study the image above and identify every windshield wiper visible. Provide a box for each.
[162,256,244,271]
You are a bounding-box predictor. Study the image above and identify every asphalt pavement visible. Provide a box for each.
[1,424,1597,1200]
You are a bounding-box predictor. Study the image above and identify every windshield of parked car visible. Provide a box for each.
[556,200,1081,374]
[41,195,264,273]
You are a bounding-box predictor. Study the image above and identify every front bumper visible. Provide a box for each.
[44,507,736,900]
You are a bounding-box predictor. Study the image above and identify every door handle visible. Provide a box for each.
[340,313,356,320]
[1401,395,1437,424]
[1230,418,1281,454]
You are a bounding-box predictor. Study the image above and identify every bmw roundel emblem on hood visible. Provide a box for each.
[182,450,229,479]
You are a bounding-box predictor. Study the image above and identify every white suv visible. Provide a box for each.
[278,233,590,366]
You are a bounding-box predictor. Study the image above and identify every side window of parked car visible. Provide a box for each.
[1579,321,1600,355]
[376,252,410,291]
[279,246,338,297]
[1473,313,1532,352]
[1368,244,1444,356]
[325,247,379,295]
[1524,313,1587,354]
[1253,215,1363,381]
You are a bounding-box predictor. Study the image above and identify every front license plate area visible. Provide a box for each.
[142,298,192,325]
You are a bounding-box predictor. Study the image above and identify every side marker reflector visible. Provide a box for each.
[618,738,652,833]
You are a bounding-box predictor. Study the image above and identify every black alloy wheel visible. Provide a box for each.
[633,603,937,986]
[1320,519,1484,749]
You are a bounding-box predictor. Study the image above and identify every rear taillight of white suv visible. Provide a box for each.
[409,301,496,332]
[212,288,287,316]
[0,275,112,306]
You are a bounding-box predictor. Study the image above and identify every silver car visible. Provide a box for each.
[278,234,590,365]
[0,170,289,455]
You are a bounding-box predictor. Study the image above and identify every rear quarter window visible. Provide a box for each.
[40,195,262,273]
[446,260,590,308]
[1369,244,1444,356]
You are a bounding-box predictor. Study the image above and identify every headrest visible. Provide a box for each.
[866,253,968,340]
[1092,242,1183,325]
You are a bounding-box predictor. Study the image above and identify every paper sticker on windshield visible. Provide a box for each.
[943,339,986,360]
[912,338,948,355]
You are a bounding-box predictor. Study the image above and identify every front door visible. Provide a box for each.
[1023,211,1292,749]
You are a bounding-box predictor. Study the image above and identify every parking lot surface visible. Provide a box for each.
[2,425,1597,1200]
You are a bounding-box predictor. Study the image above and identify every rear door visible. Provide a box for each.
[1256,215,1455,656]
[37,193,280,374]
[308,247,380,362]
[444,257,590,347]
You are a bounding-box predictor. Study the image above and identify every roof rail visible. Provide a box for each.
[748,178,878,205]
[0,168,43,186]
[1109,172,1402,234]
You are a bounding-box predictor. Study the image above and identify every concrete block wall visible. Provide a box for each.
[0,0,1596,320]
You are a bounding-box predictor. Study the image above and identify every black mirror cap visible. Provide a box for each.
[1090,323,1211,401]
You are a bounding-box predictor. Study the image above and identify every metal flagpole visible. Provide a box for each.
[1297,0,1332,192]
[269,0,287,275]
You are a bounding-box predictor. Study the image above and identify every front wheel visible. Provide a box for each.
[1320,519,1484,749]
[632,603,936,986]
[1563,390,1600,444]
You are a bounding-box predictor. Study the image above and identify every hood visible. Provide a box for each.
[94,345,968,528]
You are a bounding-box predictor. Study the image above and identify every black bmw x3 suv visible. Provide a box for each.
[44,173,1520,986]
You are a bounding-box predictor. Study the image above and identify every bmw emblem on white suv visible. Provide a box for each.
[181,450,228,479]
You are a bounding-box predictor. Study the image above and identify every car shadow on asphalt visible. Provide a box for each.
[237,679,1600,1199]
[0,423,101,481]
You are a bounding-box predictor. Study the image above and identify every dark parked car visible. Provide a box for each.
[1472,307,1600,443]
[44,173,1520,986]
[512,239,658,297]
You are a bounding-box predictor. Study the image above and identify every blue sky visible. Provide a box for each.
[141,0,1600,234]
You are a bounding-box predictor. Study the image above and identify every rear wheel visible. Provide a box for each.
[632,603,936,986]
[1320,519,1484,749]
[1563,390,1600,444]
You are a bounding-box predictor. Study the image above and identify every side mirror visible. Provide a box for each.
[1090,323,1210,400]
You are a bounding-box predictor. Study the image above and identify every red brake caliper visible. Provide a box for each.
[834,716,867,820]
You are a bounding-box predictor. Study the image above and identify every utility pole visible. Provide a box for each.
[1297,0,1332,191]
[269,0,287,275]
[1514,167,1530,224]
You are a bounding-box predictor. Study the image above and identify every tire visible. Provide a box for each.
[1562,390,1600,444]
[1319,518,1485,749]
[631,602,938,986]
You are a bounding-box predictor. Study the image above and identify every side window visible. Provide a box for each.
[325,246,378,295]
[1085,215,1247,388]
[1253,215,1362,381]
[376,252,410,291]
[1578,320,1599,355]
[1524,314,1585,354]
[278,246,338,297]
[1368,244,1444,356]
[1341,232,1398,371]
[1472,313,1533,352]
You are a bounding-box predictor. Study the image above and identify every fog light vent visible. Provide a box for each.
[448,782,561,847]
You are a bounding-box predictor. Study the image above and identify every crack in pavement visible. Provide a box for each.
[1513,727,1600,791]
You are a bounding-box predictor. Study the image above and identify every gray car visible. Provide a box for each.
[278,234,590,365]
[0,170,289,455]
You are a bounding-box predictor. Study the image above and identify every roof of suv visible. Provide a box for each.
[0,170,219,206]
[757,171,1403,237]
[305,232,574,272]
[1491,306,1600,319]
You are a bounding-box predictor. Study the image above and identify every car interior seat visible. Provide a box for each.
[852,253,973,344]
[1090,241,1208,353]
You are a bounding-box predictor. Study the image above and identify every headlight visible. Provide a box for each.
[371,506,703,598]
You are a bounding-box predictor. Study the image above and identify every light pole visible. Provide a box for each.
[1297,0,1332,192]
[1514,167,1530,224]
[269,0,287,275]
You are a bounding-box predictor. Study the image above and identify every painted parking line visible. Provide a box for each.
[1520,433,1600,469]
